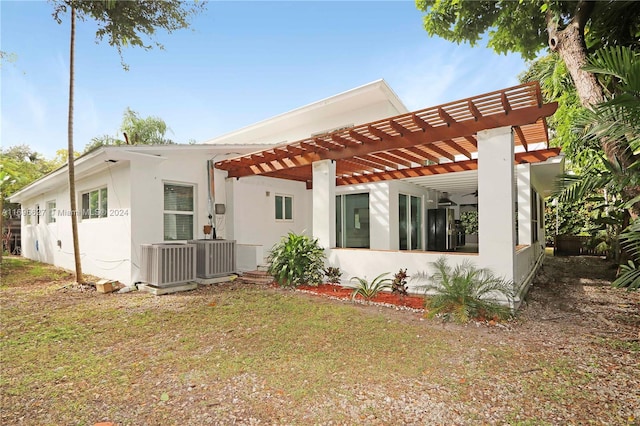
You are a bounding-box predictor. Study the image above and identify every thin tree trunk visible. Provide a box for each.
[0,194,4,264]
[68,5,83,284]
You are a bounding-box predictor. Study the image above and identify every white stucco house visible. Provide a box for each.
[10,80,562,307]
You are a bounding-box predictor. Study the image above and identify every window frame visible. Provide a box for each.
[531,189,539,243]
[163,182,195,241]
[275,194,293,221]
[335,192,370,249]
[46,200,57,224]
[399,193,423,251]
[81,187,108,220]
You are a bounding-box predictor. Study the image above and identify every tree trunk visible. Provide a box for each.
[68,6,84,284]
[0,194,4,264]
[547,1,638,178]
[546,1,603,108]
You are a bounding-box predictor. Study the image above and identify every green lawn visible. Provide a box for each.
[1,257,637,425]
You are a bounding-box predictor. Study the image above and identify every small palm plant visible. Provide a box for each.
[348,273,392,301]
[419,257,514,323]
[267,232,325,288]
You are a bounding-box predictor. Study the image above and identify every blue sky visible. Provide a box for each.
[1,1,529,159]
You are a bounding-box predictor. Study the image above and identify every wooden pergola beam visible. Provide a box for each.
[336,148,561,186]
[319,103,557,163]
[442,139,473,160]
[368,151,413,168]
[348,129,377,145]
[403,145,440,163]
[422,143,456,162]
[215,82,558,182]
[514,126,528,151]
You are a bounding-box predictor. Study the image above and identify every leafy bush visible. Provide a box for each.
[324,266,343,285]
[348,273,392,301]
[460,210,478,235]
[419,257,514,323]
[613,220,640,290]
[391,268,409,296]
[267,232,325,288]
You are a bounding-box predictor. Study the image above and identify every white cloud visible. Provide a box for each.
[383,40,527,111]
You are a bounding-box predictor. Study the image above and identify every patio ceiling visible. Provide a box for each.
[215,82,560,189]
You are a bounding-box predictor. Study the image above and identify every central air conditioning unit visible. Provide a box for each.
[188,239,236,278]
[140,243,196,287]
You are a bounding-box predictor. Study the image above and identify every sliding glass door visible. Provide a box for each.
[399,194,422,250]
[335,193,370,248]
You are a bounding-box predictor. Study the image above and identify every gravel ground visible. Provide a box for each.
[133,256,638,425]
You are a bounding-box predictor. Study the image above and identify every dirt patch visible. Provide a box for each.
[519,255,639,341]
[1,255,639,425]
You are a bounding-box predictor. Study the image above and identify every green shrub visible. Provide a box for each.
[324,266,343,285]
[267,232,325,288]
[348,273,392,301]
[419,257,514,323]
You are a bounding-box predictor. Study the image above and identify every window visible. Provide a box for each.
[275,195,293,221]
[336,193,370,248]
[82,187,108,219]
[164,183,194,240]
[35,204,40,225]
[47,201,56,224]
[531,189,539,243]
[399,194,422,250]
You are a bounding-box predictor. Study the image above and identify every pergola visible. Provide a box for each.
[215,82,559,188]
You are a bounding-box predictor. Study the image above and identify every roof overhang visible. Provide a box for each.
[215,82,559,189]
[8,144,272,203]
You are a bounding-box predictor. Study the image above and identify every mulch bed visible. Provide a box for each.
[296,283,425,310]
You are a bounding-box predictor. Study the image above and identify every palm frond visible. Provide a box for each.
[419,257,513,323]
[619,220,640,261]
[612,261,640,290]
[582,45,638,84]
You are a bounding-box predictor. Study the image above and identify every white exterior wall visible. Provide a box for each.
[327,249,478,293]
[312,160,336,249]
[517,164,532,246]
[19,163,132,284]
[477,126,516,283]
[224,175,312,261]
[128,151,233,284]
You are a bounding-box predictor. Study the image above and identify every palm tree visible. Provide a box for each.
[51,0,205,284]
[67,5,83,283]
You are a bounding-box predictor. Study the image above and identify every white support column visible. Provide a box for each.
[312,160,336,249]
[477,126,515,282]
[516,164,532,246]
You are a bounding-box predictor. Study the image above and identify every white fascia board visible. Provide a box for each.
[8,149,111,203]
[8,144,271,203]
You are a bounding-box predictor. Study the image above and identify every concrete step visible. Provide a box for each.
[238,270,274,285]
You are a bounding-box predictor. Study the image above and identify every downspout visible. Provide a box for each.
[207,159,216,239]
